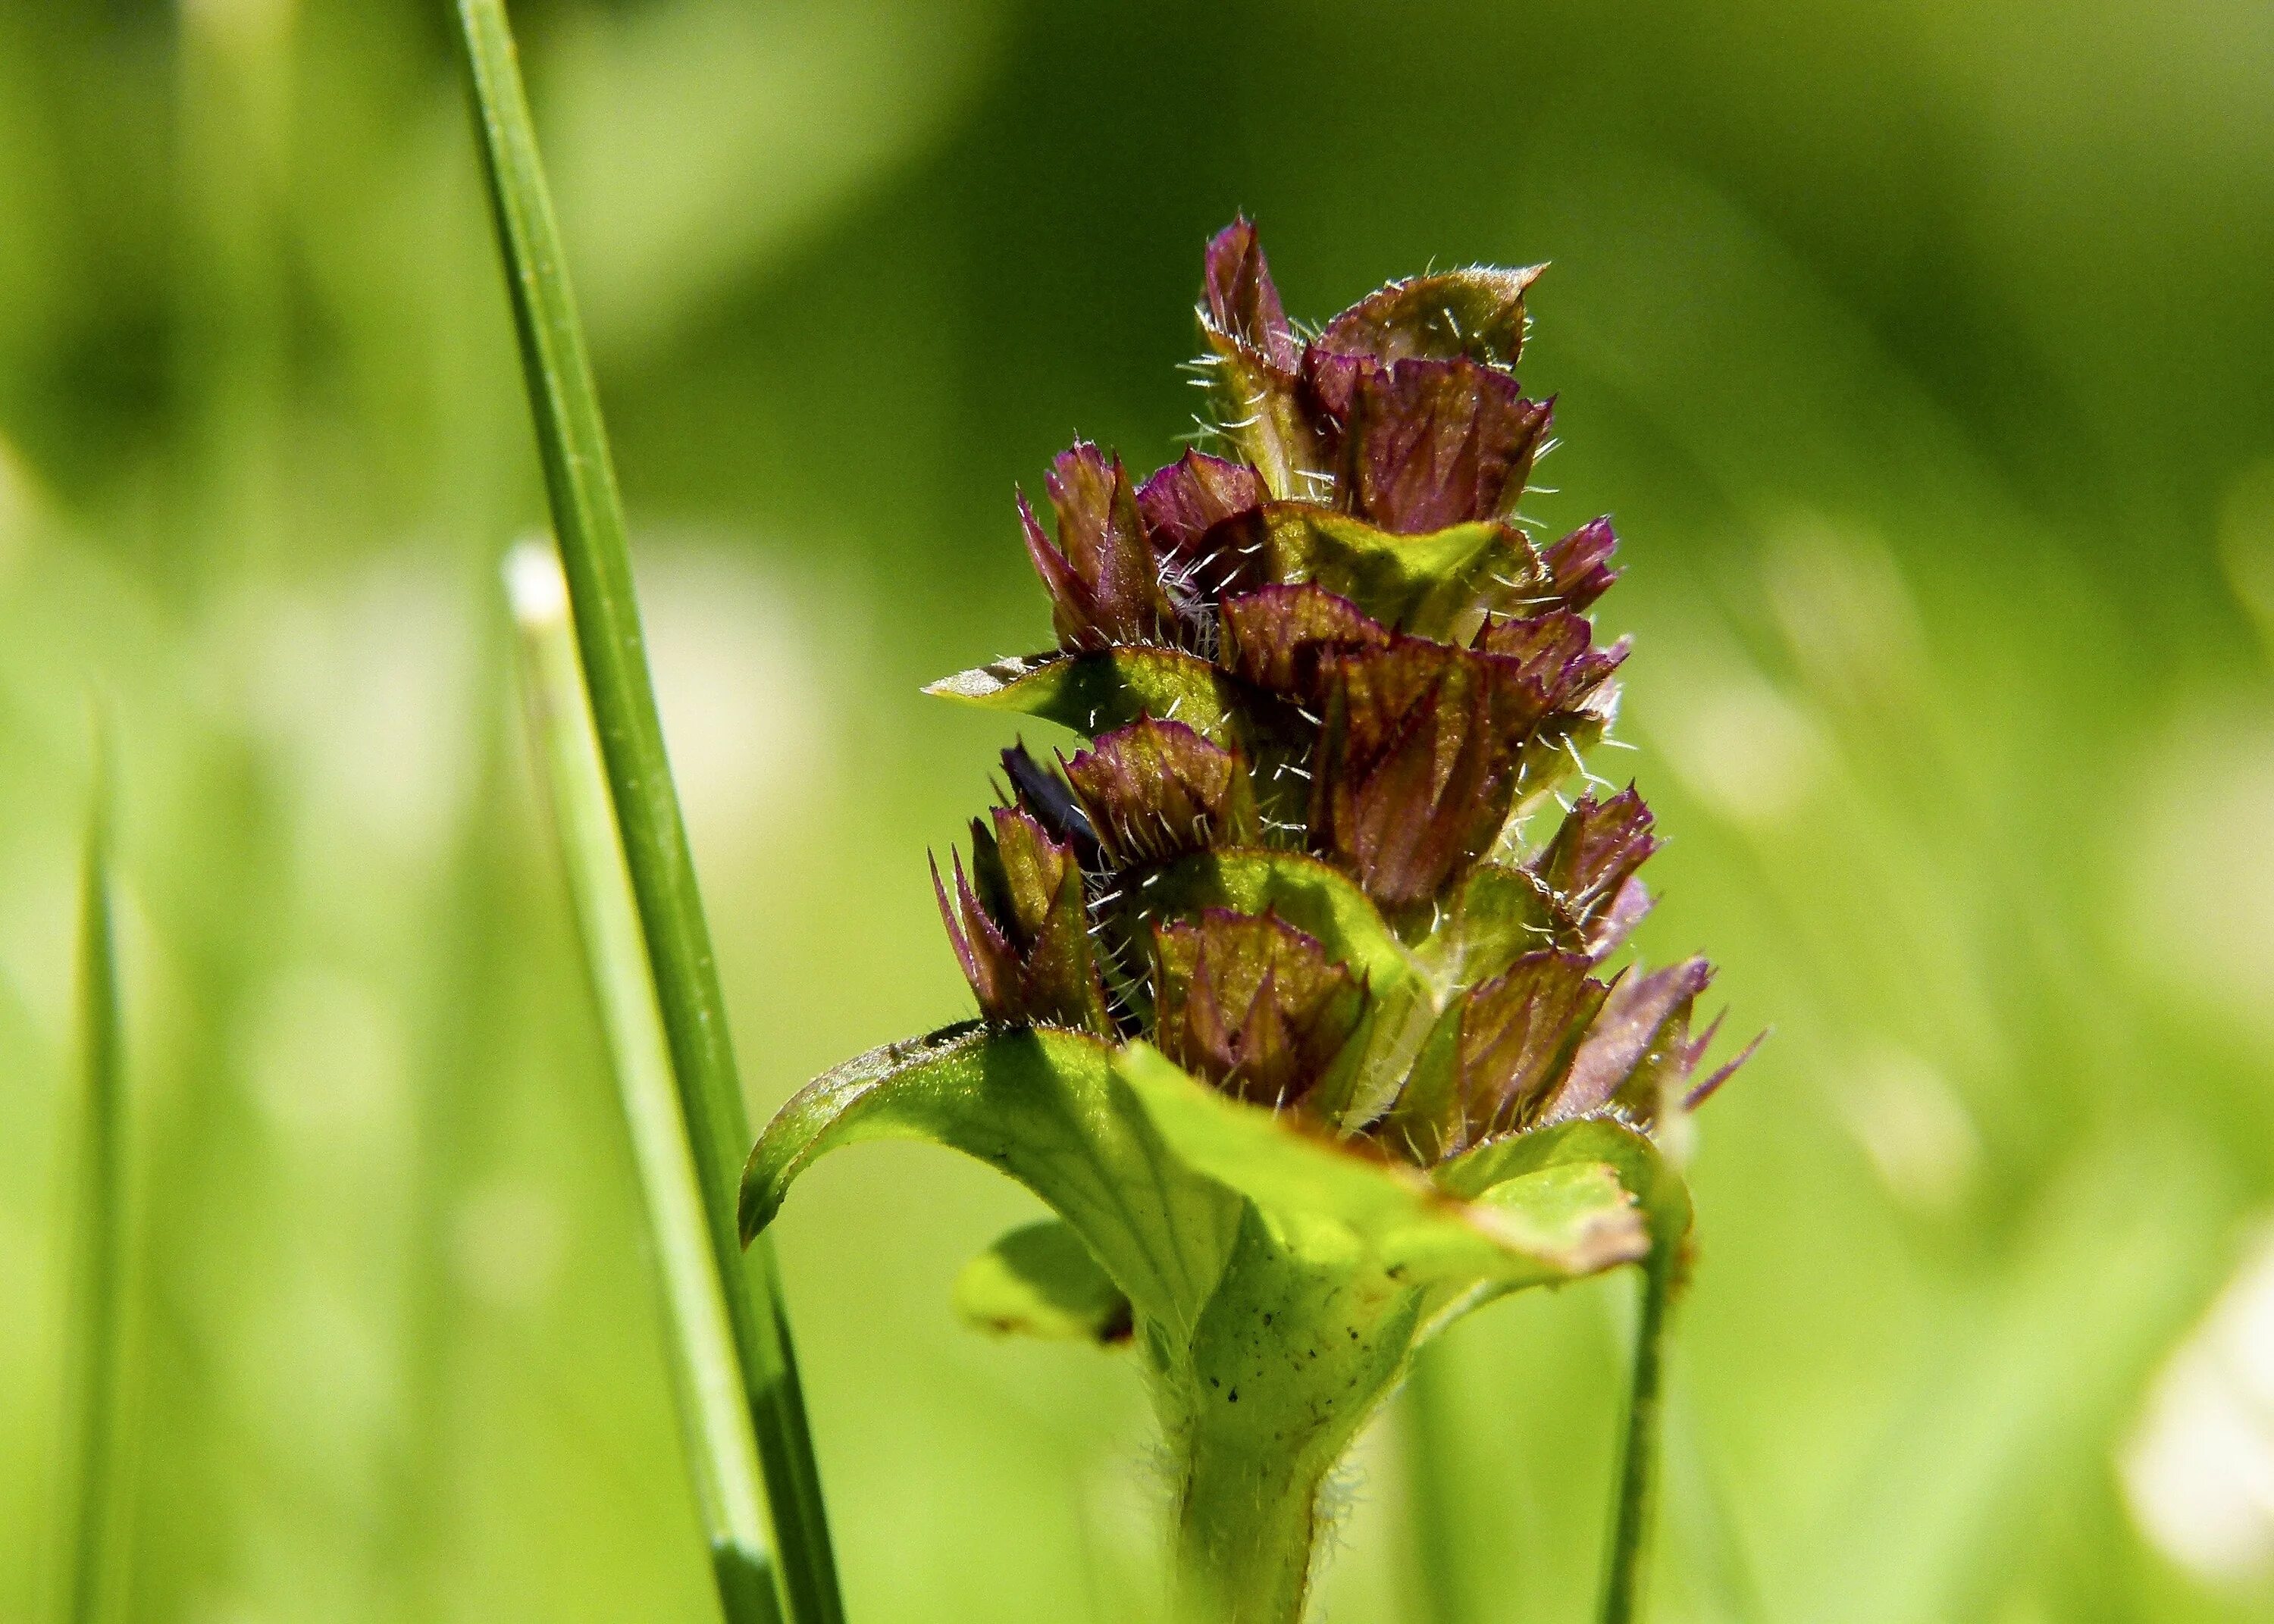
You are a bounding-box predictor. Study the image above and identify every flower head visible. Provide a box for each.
[923,219,1750,1162]
[747,221,1759,1624]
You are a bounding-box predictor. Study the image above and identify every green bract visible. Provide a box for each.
[742,221,1753,1622]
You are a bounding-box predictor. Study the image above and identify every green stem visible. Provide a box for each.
[61,741,127,1624]
[1159,1207,1425,1624]
[1596,1249,1675,1624]
[1399,1341,1471,1624]
[512,546,784,1624]
[1170,1437,1323,1624]
[450,7,842,1621]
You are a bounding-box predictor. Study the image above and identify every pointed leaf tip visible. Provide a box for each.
[1201,218,1301,374]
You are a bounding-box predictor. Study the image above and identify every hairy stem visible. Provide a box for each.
[450,5,841,1619]
[1170,1436,1325,1624]
[1159,1206,1424,1624]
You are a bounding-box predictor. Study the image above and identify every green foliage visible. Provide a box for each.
[0,1,2270,1621]
[452,4,839,1616]
[954,1221,1132,1344]
[511,545,784,1624]
[58,752,125,1624]
[746,1024,1667,1621]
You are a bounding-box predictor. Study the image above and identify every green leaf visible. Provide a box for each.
[510,546,780,1619]
[61,740,126,1624]
[452,5,837,1616]
[741,1025,1240,1336]
[1114,1044,1645,1290]
[1437,1116,1690,1247]
[953,1220,1133,1344]
[925,648,1248,745]
[1258,508,1533,640]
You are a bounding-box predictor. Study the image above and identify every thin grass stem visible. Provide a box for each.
[511,545,785,1624]
[61,738,127,1624]
[1596,1248,1676,1624]
[450,5,843,1619]
[1399,1341,1473,1624]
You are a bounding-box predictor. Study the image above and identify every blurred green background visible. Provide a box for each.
[5,0,2274,1619]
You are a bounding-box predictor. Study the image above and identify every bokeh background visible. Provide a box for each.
[5,0,2274,1619]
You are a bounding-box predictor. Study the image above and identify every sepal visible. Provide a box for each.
[932,807,1114,1034]
[1150,909,1367,1111]
[1308,640,1517,910]
[1313,265,1543,371]
[1379,950,1608,1163]
[1330,359,1551,533]
[1530,788,1660,957]
[1540,517,1620,612]
[1063,718,1261,865]
[1220,584,1391,693]
[1139,450,1267,581]
[1551,957,1747,1128]
[1020,443,1181,650]
[1197,220,1327,499]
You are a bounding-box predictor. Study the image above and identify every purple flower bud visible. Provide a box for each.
[1540,517,1621,612]
[1020,443,1181,650]
[1063,718,1261,865]
[933,807,1114,1034]
[1151,908,1365,1110]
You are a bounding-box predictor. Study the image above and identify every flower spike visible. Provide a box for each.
[751,220,1756,1624]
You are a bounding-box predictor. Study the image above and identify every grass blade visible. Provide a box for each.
[511,544,785,1624]
[59,743,127,1623]
[1596,1251,1674,1624]
[1399,1341,1475,1624]
[451,5,844,1620]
